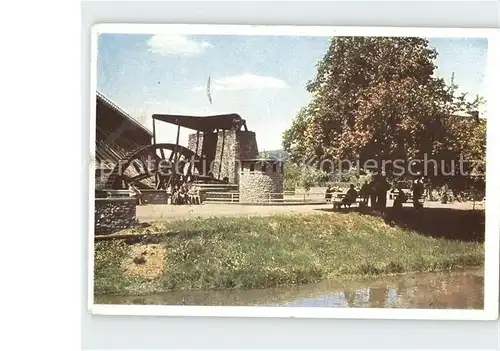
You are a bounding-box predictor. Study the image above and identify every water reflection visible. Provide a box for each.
[95,268,483,309]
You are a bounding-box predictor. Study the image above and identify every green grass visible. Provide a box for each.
[94,240,131,294]
[94,212,484,295]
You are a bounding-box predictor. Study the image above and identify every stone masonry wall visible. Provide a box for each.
[237,131,259,160]
[212,130,238,183]
[239,166,284,203]
[233,131,259,184]
[213,130,259,183]
[141,190,168,204]
[94,198,137,235]
[187,130,259,183]
[187,132,204,156]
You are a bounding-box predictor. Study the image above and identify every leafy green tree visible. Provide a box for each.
[283,161,328,191]
[282,107,311,163]
[299,165,328,191]
[283,162,301,190]
[282,37,485,185]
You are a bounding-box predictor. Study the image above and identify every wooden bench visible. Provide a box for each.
[332,193,366,210]
[390,189,421,202]
[188,192,201,205]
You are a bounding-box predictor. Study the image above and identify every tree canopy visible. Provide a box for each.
[282,37,486,185]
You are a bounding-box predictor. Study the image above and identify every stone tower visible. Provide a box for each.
[238,159,285,203]
[187,130,259,184]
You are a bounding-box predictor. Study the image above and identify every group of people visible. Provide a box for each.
[167,182,196,205]
[325,174,426,211]
[363,174,393,210]
[127,175,198,206]
[158,173,198,205]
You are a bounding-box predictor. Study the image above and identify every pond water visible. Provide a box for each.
[95,268,484,309]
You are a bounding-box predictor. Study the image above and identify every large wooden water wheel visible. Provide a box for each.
[104,143,208,190]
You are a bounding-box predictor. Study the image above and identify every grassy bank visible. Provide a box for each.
[94,212,484,295]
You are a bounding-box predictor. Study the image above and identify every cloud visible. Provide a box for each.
[147,35,213,56]
[192,73,289,92]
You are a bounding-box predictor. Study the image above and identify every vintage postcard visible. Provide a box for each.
[88,24,499,320]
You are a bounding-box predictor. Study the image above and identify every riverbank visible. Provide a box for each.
[95,268,484,308]
[94,211,484,296]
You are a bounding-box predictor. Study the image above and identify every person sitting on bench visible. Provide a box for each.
[179,183,190,204]
[342,184,358,208]
[128,182,144,205]
[325,185,333,202]
[171,185,180,204]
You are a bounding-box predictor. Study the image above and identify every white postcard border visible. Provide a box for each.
[87,24,500,320]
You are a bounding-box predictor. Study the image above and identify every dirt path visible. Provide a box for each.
[136,200,481,221]
[136,203,334,221]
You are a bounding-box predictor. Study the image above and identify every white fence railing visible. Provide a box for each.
[205,192,330,203]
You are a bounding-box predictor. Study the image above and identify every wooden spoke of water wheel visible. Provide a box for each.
[106,143,208,189]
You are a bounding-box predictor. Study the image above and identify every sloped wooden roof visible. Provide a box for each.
[96,91,152,136]
[152,113,246,132]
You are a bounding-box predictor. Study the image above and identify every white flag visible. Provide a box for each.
[207,75,212,104]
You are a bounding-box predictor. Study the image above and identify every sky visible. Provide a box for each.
[96,34,488,151]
